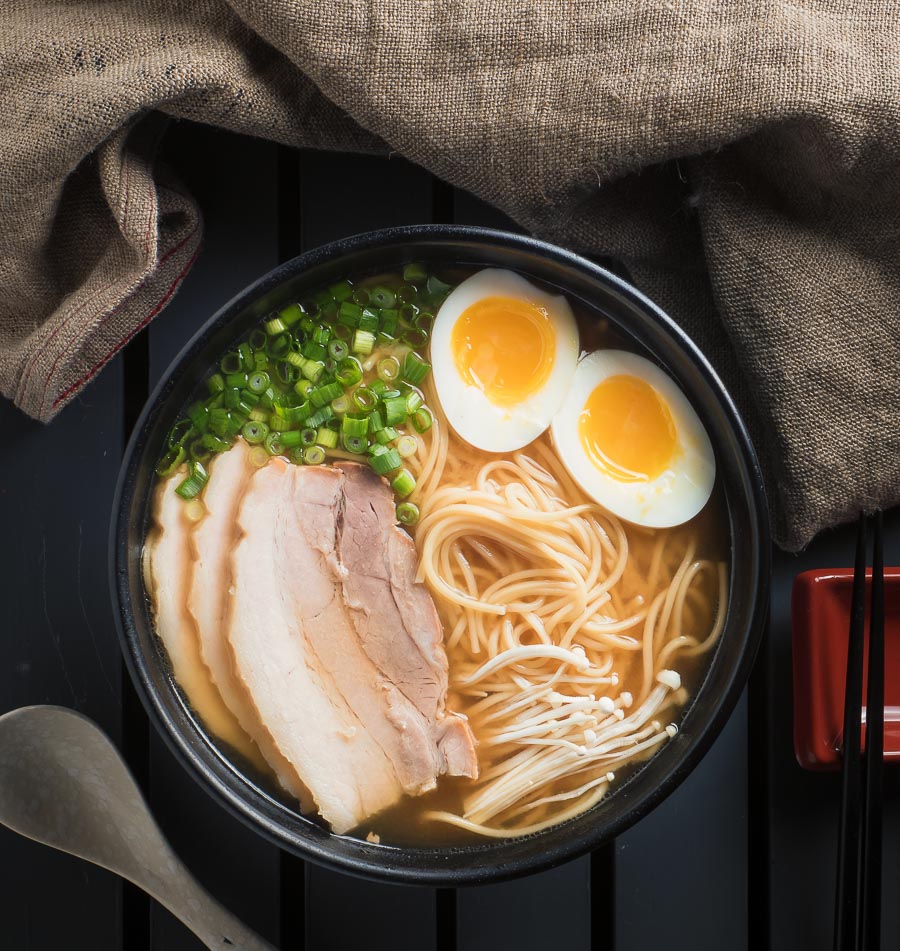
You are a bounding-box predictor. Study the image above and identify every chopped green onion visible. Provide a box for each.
[401,353,431,385]
[303,340,327,362]
[189,439,210,462]
[220,352,242,374]
[311,380,344,407]
[248,329,267,351]
[175,461,209,500]
[315,427,338,449]
[335,356,363,387]
[352,329,376,355]
[342,415,369,438]
[331,393,351,415]
[332,322,351,340]
[396,501,420,525]
[285,350,305,368]
[295,378,315,398]
[414,312,435,334]
[306,405,334,428]
[399,302,418,325]
[403,328,429,348]
[374,426,398,445]
[370,286,396,308]
[266,315,286,335]
[412,407,433,433]
[156,445,186,477]
[352,386,378,412]
[300,427,317,446]
[253,351,269,371]
[380,310,399,336]
[225,371,248,389]
[247,370,270,394]
[201,432,231,452]
[352,287,370,306]
[168,419,193,448]
[328,339,349,361]
[368,442,389,457]
[383,396,408,426]
[279,303,304,327]
[238,342,254,372]
[299,358,324,383]
[396,434,418,457]
[266,333,291,359]
[208,407,232,436]
[329,281,353,302]
[259,386,276,409]
[396,284,417,304]
[338,300,362,327]
[358,310,379,333]
[288,447,305,466]
[377,356,401,383]
[342,435,367,454]
[248,406,268,423]
[207,373,226,395]
[368,408,385,432]
[370,448,402,475]
[368,379,388,397]
[303,445,326,465]
[391,468,416,498]
[402,263,427,283]
[426,275,452,298]
[279,429,304,448]
[265,431,284,456]
[277,400,310,423]
[276,361,300,385]
[187,403,209,433]
[406,390,424,413]
[239,388,260,408]
[242,421,269,444]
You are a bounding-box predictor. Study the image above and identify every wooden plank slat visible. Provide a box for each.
[297,148,440,951]
[143,124,284,951]
[0,366,124,950]
[450,187,596,951]
[615,697,749,951]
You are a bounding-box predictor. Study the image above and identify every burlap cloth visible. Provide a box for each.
[1,2,898,550]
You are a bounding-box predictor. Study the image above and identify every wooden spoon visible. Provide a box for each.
[0,705,275,950]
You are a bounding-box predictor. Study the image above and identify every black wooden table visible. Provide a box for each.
[2,122,898,951]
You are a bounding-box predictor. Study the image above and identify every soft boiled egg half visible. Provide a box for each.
[431,269,579,452]
[551,351,716,528]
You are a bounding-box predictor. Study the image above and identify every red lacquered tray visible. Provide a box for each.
[792,568,900,770]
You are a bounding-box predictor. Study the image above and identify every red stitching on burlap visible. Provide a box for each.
[50,242,200,410]
[22,150,135,398]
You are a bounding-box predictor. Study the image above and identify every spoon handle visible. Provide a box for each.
[137,853,277,951]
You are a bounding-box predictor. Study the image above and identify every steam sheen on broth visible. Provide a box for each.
[144,264,727,845]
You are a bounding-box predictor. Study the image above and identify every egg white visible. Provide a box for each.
[431,269,579,452]
[551,350,716,528]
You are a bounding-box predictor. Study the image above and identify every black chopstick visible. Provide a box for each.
[860,511,884,951]
[833,512,885,951]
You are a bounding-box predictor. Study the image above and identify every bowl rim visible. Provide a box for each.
[111,224,771,885]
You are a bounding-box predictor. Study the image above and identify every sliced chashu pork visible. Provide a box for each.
[338,464,479,779]
[186,445,313,809]
[227,460,477,834]
[145,474,261,766]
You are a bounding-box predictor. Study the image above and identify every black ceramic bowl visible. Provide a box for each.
[111,226,770,886]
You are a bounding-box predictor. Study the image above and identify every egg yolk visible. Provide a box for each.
[451,296,556,407]
[579,374,677,482]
